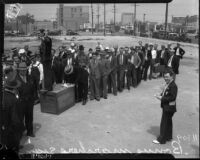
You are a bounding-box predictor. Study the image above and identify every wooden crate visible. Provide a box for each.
[40,84,75,115]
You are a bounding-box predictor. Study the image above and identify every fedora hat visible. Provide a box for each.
[17,62,27,70]
[11,47,17,52]
[64,65,73,75]
[4,66,17,83]
[4,79,21,89]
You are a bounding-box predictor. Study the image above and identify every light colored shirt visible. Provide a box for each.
[29,61,44,81]
[176,48,180,55]
[161,50,165,58]
[168,55,174,67]
[151,50,157,59]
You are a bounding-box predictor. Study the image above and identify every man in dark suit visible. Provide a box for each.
[167,49,179,77]
[99,51,110,99]
[16,62,35,137]
[2,66,23,153]
[117,47,128,92]
[76,45,89,105]
[89,52,101,101]
[153,69,178,144]
[107,49,118,96]
[142,43,152,81]
[173,43,185,59]
[39,29,54,91]
[173,43,185,74]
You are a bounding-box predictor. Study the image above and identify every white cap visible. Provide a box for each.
[18,49,25,54]
[105,47,109,50]
[71,43,75,47]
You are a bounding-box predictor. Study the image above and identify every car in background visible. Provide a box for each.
[140,32,148,37]
[66,30,79,35]
[167,32,179,41]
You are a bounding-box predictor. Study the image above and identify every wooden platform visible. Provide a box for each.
[40,84,75,115]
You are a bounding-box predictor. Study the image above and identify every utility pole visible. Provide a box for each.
[133,3,139,36]
[91,3,94,34]
[143,14,146,22]
[104,3,106,36]
[164,3,168,39]
[114,3,116,26]
[96,4,100,32]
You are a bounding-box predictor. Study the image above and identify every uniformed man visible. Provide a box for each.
[18,49,31,66]
[39,29,54,91]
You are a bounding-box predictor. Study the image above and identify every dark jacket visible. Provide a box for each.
[168,55,179,74]
[16,73,35,101]
[2,88,22,150]
[173,47,185,59]
[99,57,110,76]
[161,80,178,113]
[109,55,118,74]
[89,59,101,79]
[40,36,52,63]
[117,54,128,70]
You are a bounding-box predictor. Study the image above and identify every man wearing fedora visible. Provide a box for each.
[2,66,23,153]
[89,52,101,101]
[117,47,128,92]
[16,62,35,137]
[39,28,54,91]
[173,43,185,74]
[107,49,118,96]
[99,51,110,99]
[76,45,89,105]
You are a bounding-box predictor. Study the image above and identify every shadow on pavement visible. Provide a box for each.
[191,145,199,158]
[147,126,160,137]
[33,123,42,134]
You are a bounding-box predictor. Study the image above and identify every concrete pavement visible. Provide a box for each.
[19,53,199,158]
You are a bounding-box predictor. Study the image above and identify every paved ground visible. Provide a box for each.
[4,36,198,158]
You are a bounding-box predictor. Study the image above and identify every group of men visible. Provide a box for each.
[1,28,185,153]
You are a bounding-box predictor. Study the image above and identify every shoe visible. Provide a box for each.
[103,97,107,99]
[166,138,172,142]
[27,133,35,137]
[152,139,160,144]
[90,98,94,101]
[95,98,100,101]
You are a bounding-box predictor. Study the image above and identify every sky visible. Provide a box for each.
[5,0,199,24]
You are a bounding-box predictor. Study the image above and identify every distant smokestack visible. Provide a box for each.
[59,4,64,27]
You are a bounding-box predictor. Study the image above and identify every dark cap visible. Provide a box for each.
[39,28,45,33]
[79,45,84,51]
[11,47,17,52]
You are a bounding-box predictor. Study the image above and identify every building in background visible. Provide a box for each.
[121,13,134,26]
[171,15,199,33]
[57,4,89,31]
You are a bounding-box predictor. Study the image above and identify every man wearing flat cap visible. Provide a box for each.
[2,66,23,153]
[39,28,54,91]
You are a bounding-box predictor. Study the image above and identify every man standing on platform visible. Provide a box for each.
[39,29,54,91]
